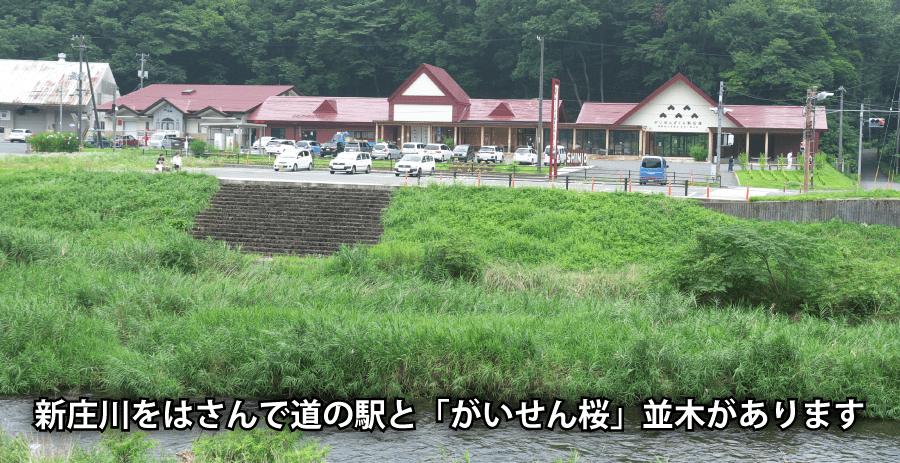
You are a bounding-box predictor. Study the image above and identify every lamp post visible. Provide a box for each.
[536,35,544,174]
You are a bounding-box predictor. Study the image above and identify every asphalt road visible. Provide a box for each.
[0,140,29,154]
[859,148,900,190]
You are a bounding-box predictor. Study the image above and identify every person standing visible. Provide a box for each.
[728,156,734,172]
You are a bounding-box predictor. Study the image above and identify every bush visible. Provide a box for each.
[421,240,483,282]
[190,139,208,156]
[26,132,80,152]
[689,144,707,161]
[327,243,371,276]
[668,223,830,311]
[758,155,767,170]
[738,152,749,171]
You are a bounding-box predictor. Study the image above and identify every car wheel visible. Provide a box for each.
[350,165,356,174]
[292,164,298,172]
[330,170,335,175]
[274,168,279,171]
[365,165,371,174]
[417,168,422,177]
[307,162,313,171]
[395,173,400,177]
[430,168,435,176]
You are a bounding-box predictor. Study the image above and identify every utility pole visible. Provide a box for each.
[716,81,724,179]
[136,53,149,89]
[803,87,816,193]
[112,86,118,155]
[83,48,102,146]
[536,36,544,174]
[894,98,900,180]
[71,35,86,149]
[858,103,864,185]
[838,86,845,171]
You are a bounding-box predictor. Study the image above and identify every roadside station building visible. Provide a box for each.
[107,63,820,160]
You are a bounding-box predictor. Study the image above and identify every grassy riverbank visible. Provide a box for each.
[1,169,899,419]
[736,163,856,190]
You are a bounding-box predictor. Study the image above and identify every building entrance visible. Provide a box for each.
[650,132,705,157]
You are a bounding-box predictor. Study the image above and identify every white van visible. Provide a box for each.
[148,131,180,149]
[541,145,567,166]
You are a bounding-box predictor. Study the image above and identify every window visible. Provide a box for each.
[350,131,374,140]
[271,128,286,139]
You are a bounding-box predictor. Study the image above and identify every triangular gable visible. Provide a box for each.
[144,98,186,116]
[614,74,743,128]
[488,102,515,118]
[389,64,470,104]
[402,74,445,97]
[194,106,228,117]
[313,99,338,114]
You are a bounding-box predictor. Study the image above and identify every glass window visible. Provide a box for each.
[576,129,606,154]
[271,128,286,139]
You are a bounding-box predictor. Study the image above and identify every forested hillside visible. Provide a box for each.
[3,0,900,152]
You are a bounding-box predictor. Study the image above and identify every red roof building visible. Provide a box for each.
[248,67,823,160]
[99,84,297,149]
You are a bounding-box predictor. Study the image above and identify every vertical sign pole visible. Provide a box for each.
[551,78,560,180]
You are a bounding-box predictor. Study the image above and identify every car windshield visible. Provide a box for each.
[400,155,422,163]
[642,158,662,169]
[278,152,297,158]
[402,144,417,149]
[334,153,355,160]
[296,141,308,147]
[424,144,441,150]
[479,147,494,152]
[374,144,387,150]
[453,146,468,153]
[515,148,531,154]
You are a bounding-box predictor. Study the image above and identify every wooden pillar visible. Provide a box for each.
[427,125,432,144]
[764,132,770,160]
[708,131,714,162]
[745,131,750,155]
[480,126,485,146]
[638,129,644,156]
[572,128,577,149]
[508,126,512,149]
[605,128,610,154]
[454,126,458,145]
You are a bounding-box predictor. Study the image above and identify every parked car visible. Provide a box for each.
[320,141,343,157]
[372,142,402,160]
[274,149,314,171]
[266,139,295,155]
[7,129,34,143]
[451,144,475,162]
[147,131,180,149]
[401,142,426,156]
[343,141,372,153]
[639,155,669,185]
[86,136,111,148]
[513,147,538,165]
[423,143,452,162]
[476,145,505,163]
[541,145,568,167]
[394,154,436,177]
[251,136,275,148]
[161,137,185,150]
[329,151,372,174]
[114,134,139,148]
[295,140,322,156]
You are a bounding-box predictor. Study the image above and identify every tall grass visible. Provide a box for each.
[0,171,898,420]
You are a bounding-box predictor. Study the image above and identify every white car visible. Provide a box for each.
[423,143,452,162]
[7,129,34,142]
[372,142,402,160]
[329,151,372,174]
[401,142,426,156]
[394,154,436,177]
[251,136,275,148]
[512,147,538,165]
[147,131,180,149]
[542,145,568,166]
[476,145,505,163]
[266,139,295,155]
[273,149,314,171]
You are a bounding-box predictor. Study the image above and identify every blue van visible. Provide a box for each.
[639,156,668,185]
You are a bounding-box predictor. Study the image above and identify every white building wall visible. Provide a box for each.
[622,80,737,133]
[393,104,453,122]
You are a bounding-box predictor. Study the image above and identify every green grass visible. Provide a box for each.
[0,169,898,419]
[736,163,856,190]
[750,189,900,201]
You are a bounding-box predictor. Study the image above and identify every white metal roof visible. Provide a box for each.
[0,59,113,106]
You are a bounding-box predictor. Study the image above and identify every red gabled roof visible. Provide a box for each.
[576,103,639,125]
[247,96,389,123]
[729,105,827,130]
[97,84,296,114]
[388,63,470,104]
[313,99,338,114]
[466,99,566,123]
[613,73,743,127]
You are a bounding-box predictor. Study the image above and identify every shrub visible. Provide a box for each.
[758,155,767,170]
[192,428,328,463]
[689,144,707,161]
[776,153,785,170]
[668,223,830,311]
[327,243,371,276]
[421,240,483,282]
[190,139,208,156]
[738,152,749,171]
[26,132,79,152]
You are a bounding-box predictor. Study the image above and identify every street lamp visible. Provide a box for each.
[56,53,66,132]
